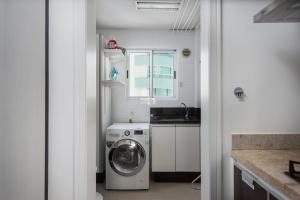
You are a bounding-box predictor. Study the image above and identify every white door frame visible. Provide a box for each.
[50,0,222,199]
[73,0,97,199]
[73,0,89,199]
[200,0,222,200]
[49,0,96,200]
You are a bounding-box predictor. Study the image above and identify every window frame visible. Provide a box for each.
[126,49,178,100]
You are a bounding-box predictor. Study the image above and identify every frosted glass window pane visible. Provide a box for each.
[129,52,150,97]
[153,52,174,97]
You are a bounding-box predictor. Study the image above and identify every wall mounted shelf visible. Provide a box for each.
[103,49,124,54]
[101,80,125,87]
[103,49,125,63]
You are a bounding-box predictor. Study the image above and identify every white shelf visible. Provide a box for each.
[103,49,125,63]
[103,49,124,54]
[101,80,125,87]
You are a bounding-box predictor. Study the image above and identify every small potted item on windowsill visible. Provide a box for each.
[106,39,127,56]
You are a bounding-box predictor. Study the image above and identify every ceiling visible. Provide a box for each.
[96,0,200,31]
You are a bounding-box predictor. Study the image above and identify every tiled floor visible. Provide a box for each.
[97,182,201,200]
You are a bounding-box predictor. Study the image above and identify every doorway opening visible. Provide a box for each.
[94,0,201,199]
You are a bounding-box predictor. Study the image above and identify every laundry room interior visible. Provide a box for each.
[95,0,201,199]
[1,0,300,200]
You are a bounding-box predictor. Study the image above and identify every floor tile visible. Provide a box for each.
[97,182,201,200]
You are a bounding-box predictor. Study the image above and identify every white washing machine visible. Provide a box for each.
[105,123,149,190]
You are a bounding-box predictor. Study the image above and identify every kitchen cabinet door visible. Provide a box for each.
[234,166,267,200]
[175,126,200,172]
[152,126,176,172]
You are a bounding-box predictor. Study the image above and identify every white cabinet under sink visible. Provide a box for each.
[175,126,200,172]
[152,126,176,172]
[151,124,200,172]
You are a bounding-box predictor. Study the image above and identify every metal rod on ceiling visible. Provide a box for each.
[188,12,200,32]
[185,1,200,31]
[181,0,199,31]
[172,0,185,31]
[176,0,190,31]
[194,22,200,30]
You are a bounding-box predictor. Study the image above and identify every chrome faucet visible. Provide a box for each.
[180,102,189,120]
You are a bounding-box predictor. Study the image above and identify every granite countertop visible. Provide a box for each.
[150,107,201,124]
[150,117,200,124]
[232,149,300,200]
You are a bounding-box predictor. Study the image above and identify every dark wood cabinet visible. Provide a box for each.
[234,166,268,200]
[270,194,279,200]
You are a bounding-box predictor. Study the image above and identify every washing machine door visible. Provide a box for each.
[109,139,146,176]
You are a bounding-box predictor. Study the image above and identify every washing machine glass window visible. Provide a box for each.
[109,139,146,177]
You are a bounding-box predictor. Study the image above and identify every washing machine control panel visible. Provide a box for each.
[124,130,130,136]
[123,129,146,137]
[134,130,143,135]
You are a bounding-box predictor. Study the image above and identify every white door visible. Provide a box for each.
[0,1,46,200]
[175,126,200,172]
[151,126,176,172]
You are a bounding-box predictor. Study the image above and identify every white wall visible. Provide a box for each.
[222,1,300,199]
[0,0,4,197]
[97,34,112,173]
[86,0,97,199]
[49,1,76,199]
[99,29,198,123]
[0,1,45,200]
[194,27,201,107]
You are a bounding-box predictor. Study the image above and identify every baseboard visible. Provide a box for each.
[152,172,201,182]
[97,171,200,183]
[96,172,105,183]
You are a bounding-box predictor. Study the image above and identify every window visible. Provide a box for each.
[128,51,151,97]
[127,50,176,98]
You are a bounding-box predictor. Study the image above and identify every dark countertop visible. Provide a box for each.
[150,107,201,124]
